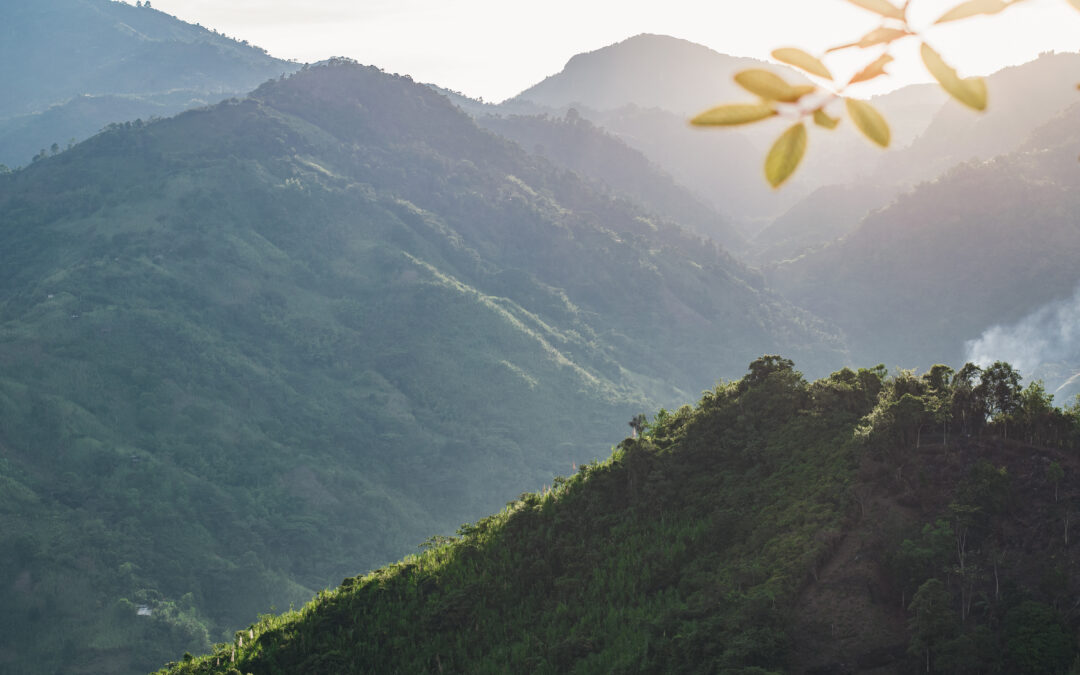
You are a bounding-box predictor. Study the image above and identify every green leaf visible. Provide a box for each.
[771,48,833,80]
[845,98,891,147]
[935,0,1008,23]
[849,53,895,84]
[813,108,840,130]
[734,69,815,103]
[691,103,778,126]
[844,0,905,19]
[921,43,988,111]
[764,122,807,188]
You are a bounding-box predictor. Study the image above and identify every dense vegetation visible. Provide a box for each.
[160,356,1080,674]
[0,60,843,673]
[158,356,877,674]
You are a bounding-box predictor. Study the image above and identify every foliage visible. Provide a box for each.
[151,357,1080,674]
[691,0,1080,186]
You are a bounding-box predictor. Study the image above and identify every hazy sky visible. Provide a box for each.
[146,0,1080,102]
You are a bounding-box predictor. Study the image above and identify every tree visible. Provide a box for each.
[980,361,1021,439]
[1003,601,1074,674]
[951,363,984,437]
[1048,461,1064,503]
[908,578,958,673]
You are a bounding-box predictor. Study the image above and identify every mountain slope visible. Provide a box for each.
[0,61,844,673]
[473,110,745,251]
[0,0,297,166]
[158,357,877,674]
[160,359,1080,674]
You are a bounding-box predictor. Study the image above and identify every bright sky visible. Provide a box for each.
[146,0,1080,102]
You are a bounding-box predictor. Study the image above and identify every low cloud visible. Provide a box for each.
[964,284,1080,377]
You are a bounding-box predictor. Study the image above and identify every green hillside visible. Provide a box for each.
[159,357,1080,674]
[0,60,843,673]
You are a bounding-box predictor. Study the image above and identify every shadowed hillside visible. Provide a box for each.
[159,358,1080,674]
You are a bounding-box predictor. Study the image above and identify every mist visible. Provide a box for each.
[964,283,1080,380]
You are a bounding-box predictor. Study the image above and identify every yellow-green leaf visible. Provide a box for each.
[857,27,911,48]
[935,0,1008,23]
[813,108,840,130]
[771,48,833,80]
[849,53,895,84]
[691,103,778,126]
[734,69,815,103]
[764,122,807,188]
[921,43,988,111]
[845,98,891,147]
[827,27,910,52]
[844,0,905,19]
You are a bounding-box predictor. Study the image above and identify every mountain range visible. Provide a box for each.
[0,0,297,168]
[5,3,1080,671]
[0,58,842,673]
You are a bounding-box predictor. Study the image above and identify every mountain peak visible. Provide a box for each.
[510,34,781,114]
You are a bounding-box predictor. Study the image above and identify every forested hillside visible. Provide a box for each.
[0,60,843,673]
[160,357,1080,674]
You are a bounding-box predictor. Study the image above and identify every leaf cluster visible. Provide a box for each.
[692,0,1080,186]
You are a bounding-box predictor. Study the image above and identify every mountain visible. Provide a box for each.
[0,60,845,673]
[510,33,774,115]
[770,100,1080,370]
[0,0,298,167]
[753,53,1080,264]
[497,34,813,233]
[497,35,950,237]
[473,110,745,251]
[159,358,1080,674]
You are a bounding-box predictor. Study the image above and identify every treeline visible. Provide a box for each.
[860,360,1080,451]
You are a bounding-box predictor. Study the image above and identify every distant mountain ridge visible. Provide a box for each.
[771,98,1080,370]
[753,52,1080,264]
[510,33,774,115]
[0,0,298,166]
